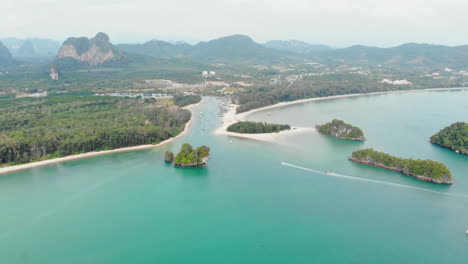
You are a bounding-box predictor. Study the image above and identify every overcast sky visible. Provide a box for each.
[1,0,468,47]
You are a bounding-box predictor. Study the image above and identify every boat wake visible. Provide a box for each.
[280,162,468,199]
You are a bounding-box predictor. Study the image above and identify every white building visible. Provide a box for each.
[380,79,412,85]
[50,67,59,81]
[209,71,216,76]
[202,71,208,76]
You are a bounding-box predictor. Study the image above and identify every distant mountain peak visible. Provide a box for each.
[0,41,15,66]
[264,40,332,54]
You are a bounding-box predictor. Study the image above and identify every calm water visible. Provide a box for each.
[0,91,467,263]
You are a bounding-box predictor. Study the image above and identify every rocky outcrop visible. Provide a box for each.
[171,143,210,167]
[164,151,174,162]
[57,32,116,66]
[175,156,209,167]
[349,149,453,185]
[349,158,453,184]
[317,119,365,141]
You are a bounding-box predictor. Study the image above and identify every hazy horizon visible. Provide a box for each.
[2,0,468,47]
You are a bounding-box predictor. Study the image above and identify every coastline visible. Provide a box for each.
[0,102,198,176]
[214,87,468,141]
[214,104,315,141]
[236,87,468,119]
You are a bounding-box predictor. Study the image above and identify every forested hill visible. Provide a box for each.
[118,35,468,67]
[0,96,191,165]
[0,41,15,66]
[117,35,299,65]
[311,43,468,68]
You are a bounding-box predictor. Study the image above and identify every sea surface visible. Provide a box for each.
[0,90,467,263]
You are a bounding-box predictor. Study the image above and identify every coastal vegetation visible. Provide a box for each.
[317,119,365,141]
[169,143,210,167]
[430,122,467,155]
[173,94,202,107]
[0,96,191,166]
[349,149,453,184]
[227,121,291,134]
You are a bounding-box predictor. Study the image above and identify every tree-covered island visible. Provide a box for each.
[317,119,365,141]
[349,149,453,184]
[227,121,291,134]
[165,143,210,167]
[430,122,467,155]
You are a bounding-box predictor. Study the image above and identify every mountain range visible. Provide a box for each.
[117,35,468,68]
[5,32,468,69]
[0,38,60,57]
[117,35,298,65]
[263,40,332,54]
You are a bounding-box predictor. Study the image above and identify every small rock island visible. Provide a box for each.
[430,122,467,155]
[227,121,291,134]
[349,149,453,184]
[317,119,365,141]
[164,143,210,167]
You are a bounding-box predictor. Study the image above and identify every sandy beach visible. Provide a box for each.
[214,87,468,141]
[214,103,316,141]
[0,102,198,175]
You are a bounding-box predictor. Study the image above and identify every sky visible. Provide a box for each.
[1,0,468,47]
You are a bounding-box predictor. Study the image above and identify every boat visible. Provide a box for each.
[324,171,332,175]
[466,230,468,235]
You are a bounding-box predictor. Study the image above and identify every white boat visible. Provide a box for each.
[466,230,468,235]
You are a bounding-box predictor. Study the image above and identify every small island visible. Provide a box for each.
[227,121,291,134]
[349,149,453,184]
[164,151,174,162]
[430,122,467,155]
[164,143,210,167]
[316,119,365,141]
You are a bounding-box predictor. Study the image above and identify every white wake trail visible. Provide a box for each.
[280,162,468,199]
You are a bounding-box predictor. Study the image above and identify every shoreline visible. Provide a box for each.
[0,102,198,176]
[214,87,468,141]
[214,103,315,141]
[237,87,468,119]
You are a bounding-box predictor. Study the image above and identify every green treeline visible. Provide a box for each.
[227,121,291,134]
[173,94,202,107]
[430,122,467,155]
[350,149,453,183]
[235,75,412,113]
[0,96,191,165]
[173,143,210,167]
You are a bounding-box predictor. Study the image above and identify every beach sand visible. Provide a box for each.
[0,102,198,175]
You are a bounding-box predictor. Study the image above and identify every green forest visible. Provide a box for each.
[0,96,191,165]
[350,148,453,183]
[227,121,291,134]
[430,122,467,155]
[173,94,202,107]
[172,143,210,167]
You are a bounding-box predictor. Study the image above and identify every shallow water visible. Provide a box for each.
[0,91,467,263]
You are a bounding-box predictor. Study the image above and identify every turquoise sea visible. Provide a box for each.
[0,90,467,263]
